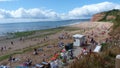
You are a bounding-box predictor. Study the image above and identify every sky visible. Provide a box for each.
[0,0,120,23]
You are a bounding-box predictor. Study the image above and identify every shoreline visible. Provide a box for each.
[0,19,90,36]
[0,20,90,37]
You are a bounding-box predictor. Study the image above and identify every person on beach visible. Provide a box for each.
[4,46,6,50]
[1,46,3,52]
[90,37,95,44]
[8,56,16,62]
[89,49,92,56]
[68,50,73,59]
[19,37,22,41]
[43,54,47,61]
[11,41,14,45]
[26,58,32,66]
[33,48,38,55]
[82,48,88,55]
[8,56,12,62]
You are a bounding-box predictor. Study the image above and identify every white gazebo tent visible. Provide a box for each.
[73,34,85,46]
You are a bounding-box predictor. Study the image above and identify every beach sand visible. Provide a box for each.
[0,21,113,66]
[71,22,113,42]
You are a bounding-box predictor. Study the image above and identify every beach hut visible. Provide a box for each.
[73,34,85,46]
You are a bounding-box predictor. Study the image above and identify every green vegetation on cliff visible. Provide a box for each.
[99,9,120,22]
[113,15,120,29]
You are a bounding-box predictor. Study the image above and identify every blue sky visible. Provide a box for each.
[0,0,120,22]
[0,0,119,13]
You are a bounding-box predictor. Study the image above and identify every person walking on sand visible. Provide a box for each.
[11,41,14,45]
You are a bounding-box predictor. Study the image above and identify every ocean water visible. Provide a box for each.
[0,19,89,36]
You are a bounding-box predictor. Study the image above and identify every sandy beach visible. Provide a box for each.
[0,21,113,67]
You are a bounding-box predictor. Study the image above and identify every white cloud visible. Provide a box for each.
[64,2,120,19]
[0,8,60,20]
[10,8,59,19]
[0,1,120,22]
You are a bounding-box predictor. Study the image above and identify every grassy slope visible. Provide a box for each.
[99,9,120,22]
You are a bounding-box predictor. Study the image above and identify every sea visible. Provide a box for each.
[0,19,90,36]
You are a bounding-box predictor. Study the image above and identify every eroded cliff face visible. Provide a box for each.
[91,13,116,22]
[91,13,105,21]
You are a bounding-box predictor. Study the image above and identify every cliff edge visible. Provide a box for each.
[91,9,120,22]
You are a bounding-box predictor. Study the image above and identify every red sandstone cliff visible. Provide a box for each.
[91,12,116,22]
[91,13,105,22]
